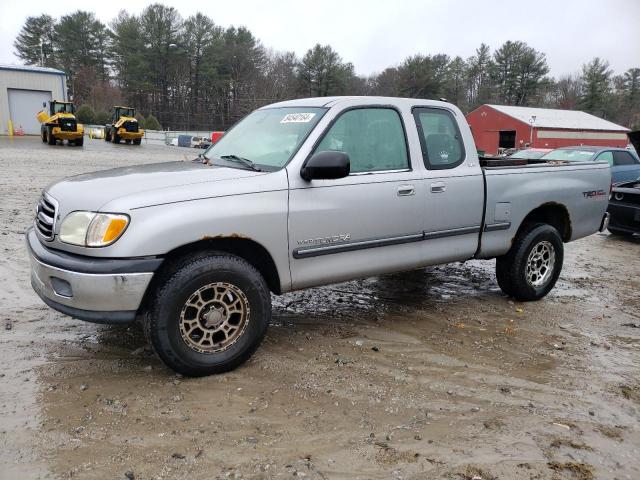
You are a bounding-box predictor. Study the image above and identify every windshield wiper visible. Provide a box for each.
[220,154,262,171]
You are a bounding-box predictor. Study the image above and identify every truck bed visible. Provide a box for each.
[477,160,610,259]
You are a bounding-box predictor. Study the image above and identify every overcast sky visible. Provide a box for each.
[0,0,638,77]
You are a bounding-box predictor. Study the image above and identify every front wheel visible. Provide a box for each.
[144,254,271,376]
[496,223,563,301]
[47,126,56,145]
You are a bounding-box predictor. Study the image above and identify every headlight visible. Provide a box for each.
[59,212,129,247]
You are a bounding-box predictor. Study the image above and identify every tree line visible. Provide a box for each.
[14,4,640,131]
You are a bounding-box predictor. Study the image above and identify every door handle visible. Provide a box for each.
[430,182,446,193]
[397,185,415,196]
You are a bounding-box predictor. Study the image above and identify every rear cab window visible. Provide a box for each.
[613,150,638,166]
[412,108,465,169]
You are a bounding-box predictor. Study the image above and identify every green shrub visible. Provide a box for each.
[145,114,161,130]
[76,104,95,124]
[93,111,109,125]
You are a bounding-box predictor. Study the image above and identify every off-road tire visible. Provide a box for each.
[495,223,563,301]
[47,126,56,145]
[41,128,47,142]
[608,227,633,237]
[143,254,271,377]
[112,131,120,144]
[133,138,141,145]
[75,136,84,147]
[104,127,111,142]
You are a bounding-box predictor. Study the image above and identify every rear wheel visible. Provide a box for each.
[104,127,111,142]
[75,136,84,147]
[496,223,563,301]
[133,138,141,145]
[47,126,56,145]
[112,130,120,144]
[608,227,633,237]
[143,254,271,377]
[41,127,47,142]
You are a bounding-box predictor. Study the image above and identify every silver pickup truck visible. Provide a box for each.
[27,96,611,376]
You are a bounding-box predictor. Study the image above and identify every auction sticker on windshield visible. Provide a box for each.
[281,113,316,123]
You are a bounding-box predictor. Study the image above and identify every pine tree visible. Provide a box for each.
[13,15,57,67]
[579,57,612,116]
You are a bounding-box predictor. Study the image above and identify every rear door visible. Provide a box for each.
[611,150,640,183]
[288,106,426,289]
[412,107,485,263]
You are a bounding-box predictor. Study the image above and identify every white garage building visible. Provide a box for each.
[0,64,67,136]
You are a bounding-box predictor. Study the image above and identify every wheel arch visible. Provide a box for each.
[138,237,282,315]
[517,202,572,242]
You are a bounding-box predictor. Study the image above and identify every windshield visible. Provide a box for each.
[540,149,596,162]
[118,108,135,117]
[204,107,326,169]
[510,149,547,159]
[53,103,74,114]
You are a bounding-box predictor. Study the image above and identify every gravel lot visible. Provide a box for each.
[1,136,639,480]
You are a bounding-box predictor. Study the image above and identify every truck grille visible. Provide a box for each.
[35,194,57,240]
[123,121,138,133]
[60,119,77,132]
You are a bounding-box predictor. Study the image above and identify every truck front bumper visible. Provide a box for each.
[607,202,640,233]
[26,228,162,324]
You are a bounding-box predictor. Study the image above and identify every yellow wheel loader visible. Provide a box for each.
[104,106,144,145]
[37,101,84,146]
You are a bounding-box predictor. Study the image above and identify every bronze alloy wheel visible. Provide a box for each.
[525,240,555,287]
[179,282,250,354]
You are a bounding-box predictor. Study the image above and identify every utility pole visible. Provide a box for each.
[529,115,537,147]
[40,38,44,67]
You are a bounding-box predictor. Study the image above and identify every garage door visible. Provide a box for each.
[8,89,52,135]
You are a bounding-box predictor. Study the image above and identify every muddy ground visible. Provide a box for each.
[1,136,639,480]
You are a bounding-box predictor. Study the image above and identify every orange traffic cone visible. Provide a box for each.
[15,125,24,136]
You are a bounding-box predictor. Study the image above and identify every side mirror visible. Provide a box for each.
[300,151,350,181]
[42,102,46,108]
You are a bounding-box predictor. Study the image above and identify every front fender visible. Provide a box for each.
[103,190,291,291]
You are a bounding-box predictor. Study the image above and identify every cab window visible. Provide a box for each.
[613,151,638,166]
[413,108,465,169]
[314,108,409,173]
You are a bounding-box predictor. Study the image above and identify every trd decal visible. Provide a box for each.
[582,190,606,198]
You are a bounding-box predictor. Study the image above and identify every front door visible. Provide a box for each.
[288,107,426,289]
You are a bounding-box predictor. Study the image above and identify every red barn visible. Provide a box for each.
[466,104,630,155]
